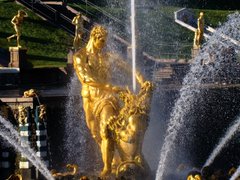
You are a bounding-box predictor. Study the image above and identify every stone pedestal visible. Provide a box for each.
[191,48,200,59]
[8,47,27,69]
[67,49,74,64]
[127,46,132,62]
[0,98,34,109]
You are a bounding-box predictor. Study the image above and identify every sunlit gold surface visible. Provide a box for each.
[51,164,78,177]
[73,25,153,178]
[6,174,22,180]
[7,10,28,47]
[187,174,202,180]
[23,89,38,98]
[38,104,46,122]
[72,13,84,50]
[193,12,204,49]
[109,78,153,178]
[18,105,27,125]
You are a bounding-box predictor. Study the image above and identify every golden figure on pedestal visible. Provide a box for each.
[72,13,84,50]
[73,25,153,179]
[193,12,204,49]
[18,106,27,125]
[7,10,28,48]
[38,104,47,122]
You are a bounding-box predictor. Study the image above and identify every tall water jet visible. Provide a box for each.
[0,116,54,180]
[204,115,240,167]
[131,0,136,91]
[156,12,240,180]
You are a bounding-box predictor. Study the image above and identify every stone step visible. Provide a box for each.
[153,66,174,79]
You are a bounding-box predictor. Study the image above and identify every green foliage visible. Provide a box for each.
[193,9,234,27]
[158,0,240,10]
[137,6,193,59]
[69,3,233,60]
[0,1,234,67]
[0,2,72,68]
[135,5,233,59]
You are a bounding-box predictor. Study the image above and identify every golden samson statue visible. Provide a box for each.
[73,25,153,179]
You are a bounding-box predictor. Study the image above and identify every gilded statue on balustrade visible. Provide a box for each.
[7,10,28,47]
[73,25,153,179]
[18,106,27,125]
[72,13,84,50]
[38,104,47,122]
[23,89,38,98]
[194,12,204,49]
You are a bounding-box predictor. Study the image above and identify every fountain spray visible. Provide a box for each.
[230,163,240,180]
[204,115,240,167]
[156,12,240,180]
[0,116,54,180]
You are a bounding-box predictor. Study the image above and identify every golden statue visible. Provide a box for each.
[229,167,237,176]
[7,10,28,47]
[38,104,47,122]
[187,174,202,180]
[73,25,153,178]
[72,13,84,50]
[108,78,153,179]
[51,164,79,178]
[193,12,204,49]
[18,105,28,125]
[23,89,38,98]
[6,174,22,180]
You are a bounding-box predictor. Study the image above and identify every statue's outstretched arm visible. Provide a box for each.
[72,17,77,25]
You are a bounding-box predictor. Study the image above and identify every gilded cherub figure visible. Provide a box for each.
[7,10,28,47]
[38,104,47,123]
[18,106,28,125]
[23,89,38,98]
